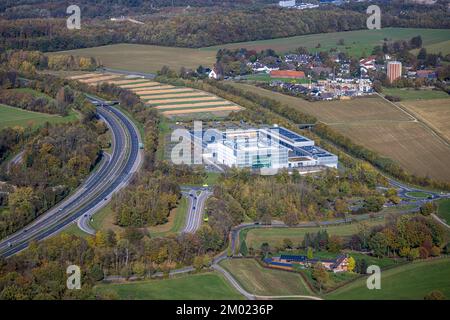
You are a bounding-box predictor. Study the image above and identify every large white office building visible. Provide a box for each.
[203,126,338,170]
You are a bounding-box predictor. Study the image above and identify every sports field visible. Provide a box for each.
[0,104,78,130]
[51,43,216,73]
[326,258,450,300]
[204,28,450,58]
[230,83,450,182]
[219,258,312,297]
[94,272,243,300]
[243,219,385,249]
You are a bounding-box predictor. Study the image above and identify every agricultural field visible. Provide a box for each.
[231,83,411,123]
[219,258,312,297]
[94,272,243,300]
[411,39,450,56]
[204,28,450,58]
[326,257,450,300]
[230,83,450,182]
[398,98,450,142]
[242,218,386,250]
[0,104,78,130]
[69,73,242,117]
[50,43,216,73]
[382,87,450,101]
[332,121,450,182]
[437,199,450,225]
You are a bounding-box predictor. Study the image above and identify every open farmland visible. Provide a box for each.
[231,83,450,182]
[232,83,411,123]
[94,272,243,300]
[50,43,216,73]
[398,98,450,142]
[68,73,242,117]
[219,258,312,297]
[204,28,450,58]
[326,258,450,300]
[332,121,450,182]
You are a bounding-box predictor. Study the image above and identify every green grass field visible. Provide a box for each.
[220,258,312,296]
[94,272,243,300]
[243,74,309,84]
[382,87,449,101]
[437,199,450,224]
[204,28,450,58]
[243,219,386,250]
[0,104,78,130]
[61,222,91,239]
[405,191,432,199]
[326,258,450,300]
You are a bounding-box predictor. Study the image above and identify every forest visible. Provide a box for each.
[1,2,449,51]
[208,165,387,231]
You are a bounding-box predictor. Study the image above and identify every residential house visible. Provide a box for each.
[265,254,350,273]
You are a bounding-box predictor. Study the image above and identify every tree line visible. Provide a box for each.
[1,3,449,51]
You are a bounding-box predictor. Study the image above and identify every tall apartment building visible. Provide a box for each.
[387,61,402,83]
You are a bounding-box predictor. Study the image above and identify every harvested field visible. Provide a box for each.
[50,43,216,73]
[332,121,450,182]
[138,88,195,95]
[162,106,241,115]
[148,97,221,104]
[68,73,99,80]
[121,82,160,88]
[107,79,148,85]
[79,75,121,84]
[155,101,234,109]
[134,86,175,93]
[399,99,450,142]
[141,92,211,99]
[231,83,411,123]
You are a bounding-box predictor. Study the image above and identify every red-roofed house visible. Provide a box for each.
[270,70,306,79]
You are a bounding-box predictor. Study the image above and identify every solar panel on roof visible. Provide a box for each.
[273,127,309,142]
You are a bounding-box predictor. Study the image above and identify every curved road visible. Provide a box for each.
[0,97,142,257]
[182,188,212,233]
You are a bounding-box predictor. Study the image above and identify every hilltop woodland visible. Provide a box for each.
[1,1,449,51]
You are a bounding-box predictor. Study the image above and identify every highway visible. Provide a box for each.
[182,188,213,233]
[0,97,142,257]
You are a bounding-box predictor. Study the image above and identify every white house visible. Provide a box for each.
[208,69,219,80]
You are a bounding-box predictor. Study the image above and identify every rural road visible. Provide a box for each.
[0,97,143,257]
